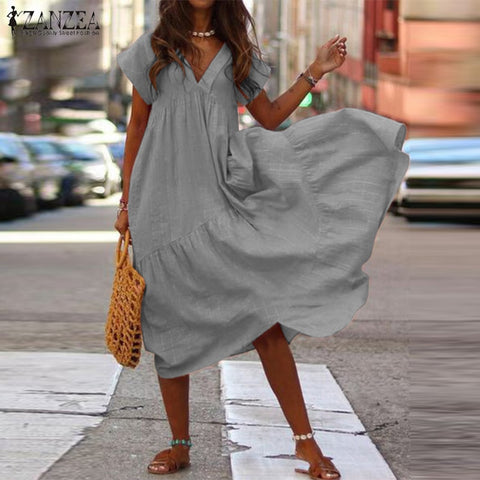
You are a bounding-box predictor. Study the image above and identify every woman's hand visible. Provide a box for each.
[312,34,347,76]
[114,210,132,245]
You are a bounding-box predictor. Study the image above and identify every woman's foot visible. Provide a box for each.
[294,437,341,479]
[147,444,191,475]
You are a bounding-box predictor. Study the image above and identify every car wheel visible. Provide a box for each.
[20,195,37,217]
[65,193,85,207]
[405,215,428,222]
[0,189,28,220]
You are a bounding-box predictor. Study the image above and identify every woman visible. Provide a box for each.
[7,6,21,37]
[114,0,409,478]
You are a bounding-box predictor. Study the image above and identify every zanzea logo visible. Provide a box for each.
[7,6,100,38]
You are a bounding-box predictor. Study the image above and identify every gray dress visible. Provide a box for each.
[117,30,410,378]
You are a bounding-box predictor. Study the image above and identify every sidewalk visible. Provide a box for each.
[1,351,398,480]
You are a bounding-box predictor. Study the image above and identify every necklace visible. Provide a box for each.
[191,28,215,38]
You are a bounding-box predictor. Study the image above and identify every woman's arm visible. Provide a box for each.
[114,86,151,238]
[247,34,347,131]
[246,65,323,131]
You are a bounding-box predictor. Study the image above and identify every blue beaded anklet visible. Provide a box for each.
[170,438,192,447]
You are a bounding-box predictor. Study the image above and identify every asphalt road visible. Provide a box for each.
[1,193,478,479]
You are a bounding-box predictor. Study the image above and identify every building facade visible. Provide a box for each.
[376,0,480,136]
[257,0,480,136]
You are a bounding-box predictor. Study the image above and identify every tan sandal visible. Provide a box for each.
[293,431,341,479]
[295,454,341,479]
[147,446,191,475]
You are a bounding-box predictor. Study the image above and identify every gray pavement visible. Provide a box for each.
[1,193,478,479]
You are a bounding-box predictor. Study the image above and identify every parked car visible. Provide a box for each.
[394,140,480,220]
[78,132,126,169]
[105,141,126,170]
[52,139,122,198]
[403,136,480,153]
[21,135,81,207]
[0,133,37,220]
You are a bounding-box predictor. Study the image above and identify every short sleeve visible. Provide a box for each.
[235,51,271,105]
[117,31,158,105]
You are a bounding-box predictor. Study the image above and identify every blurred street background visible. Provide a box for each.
[1,1,479,479]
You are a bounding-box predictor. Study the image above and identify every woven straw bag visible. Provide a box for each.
[105,228,145,368]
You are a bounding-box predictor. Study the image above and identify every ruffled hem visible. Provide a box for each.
[134,107,410,378]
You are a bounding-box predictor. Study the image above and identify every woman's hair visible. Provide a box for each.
[148,0,263,102]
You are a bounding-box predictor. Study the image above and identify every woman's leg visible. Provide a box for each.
[252,323,340,478]
[158,373,190,440]
[148,373,191,473]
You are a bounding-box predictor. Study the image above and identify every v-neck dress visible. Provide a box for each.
[116,30,410,378]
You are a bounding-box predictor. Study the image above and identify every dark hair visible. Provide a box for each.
[148,0,264,102]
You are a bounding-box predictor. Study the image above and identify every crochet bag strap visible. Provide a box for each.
[116,229,131,268]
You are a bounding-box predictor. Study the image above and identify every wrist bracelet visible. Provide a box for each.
[297,66,321,88]
[306,66,322,83]
[297,72,315,88]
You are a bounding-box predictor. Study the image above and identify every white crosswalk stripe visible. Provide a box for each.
[0,231,118,243]
[220,360,397,480]
[0,352,122,480]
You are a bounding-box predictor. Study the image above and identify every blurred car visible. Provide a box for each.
[394,140,480,220]
[78,132,126,169]
[53,139,122,198]
[106,141,126,170]
[0,133,37,220]
[403,136,480,153]
[21,135,82,207]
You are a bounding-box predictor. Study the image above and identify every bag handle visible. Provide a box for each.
[116,228,131,267]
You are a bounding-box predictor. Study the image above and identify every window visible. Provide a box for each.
[386,0,396,10]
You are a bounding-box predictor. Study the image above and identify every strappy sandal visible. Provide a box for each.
[294,455,341,479]
[293,431,341,479]
[147,438,192,475]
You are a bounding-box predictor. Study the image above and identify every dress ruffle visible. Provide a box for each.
[136,107,409,378]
